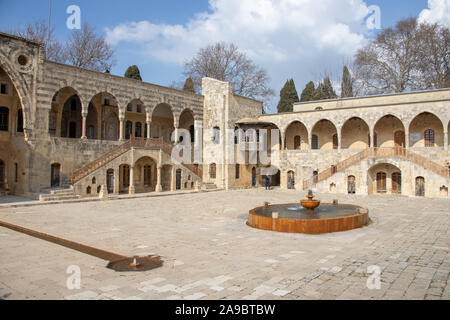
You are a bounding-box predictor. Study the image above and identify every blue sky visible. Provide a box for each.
[0,0,445,112]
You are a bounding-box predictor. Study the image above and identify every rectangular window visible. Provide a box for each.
[0,83,7,94]
[14,163,18,183]
[235,164,240,179]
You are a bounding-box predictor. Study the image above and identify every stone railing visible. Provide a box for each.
[303,147,449,190]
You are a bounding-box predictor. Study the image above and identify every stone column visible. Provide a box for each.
[405,126,410,148]
[170,166,176,191]
[129,166,135,194]
[81,111,88,139]
[156,166,163,192]
[147,121,151,139]
[119,114,125,141]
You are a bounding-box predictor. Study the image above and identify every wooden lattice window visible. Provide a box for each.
[424,129,434,147]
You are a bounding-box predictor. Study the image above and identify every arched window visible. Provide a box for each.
[70,99,77,112]
[294,136,301,150]
[234,127,239,144]
[135,122,142,138]
[0,107,9,131]
[17,109,23,132]
[209,163,216,179]
[86,186,91,194]
[424,129,435,147]
[312,135,319,150]
[126,103,132,112]
[287,171,295,189]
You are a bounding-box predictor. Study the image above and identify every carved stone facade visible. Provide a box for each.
[0,31,448,199]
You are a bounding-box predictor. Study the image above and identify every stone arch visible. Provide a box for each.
[373,114,406,148]
[89,92,119,141]
[408,112,444,147]
[179,108,195,143]
[134,156,157,192]
[341,117,370,149]
[284,121,309,150]
[0,60,32,138]
[311,119,338,150]
[151,103,174,143]
[368,162,402,195]
[49,87,82,137]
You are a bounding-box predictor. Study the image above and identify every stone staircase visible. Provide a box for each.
[303,147,450,190]
[202,182,218,190]
[39,187,81,202]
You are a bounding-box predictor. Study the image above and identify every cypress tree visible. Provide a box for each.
[183,77,196,93]
[124,65,142,81]
[277,79,299,113]
[323,77,337,99]
[300,81,316,102]
[341,66,353,98]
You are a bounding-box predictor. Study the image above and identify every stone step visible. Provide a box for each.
[50,189,74,195]
[39,193,80,202]
[202,183,217,190]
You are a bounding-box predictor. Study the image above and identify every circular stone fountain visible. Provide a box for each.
[247,191,369,234]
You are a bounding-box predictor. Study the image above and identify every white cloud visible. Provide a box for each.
[418,0,450,27]
[105,0,376,111]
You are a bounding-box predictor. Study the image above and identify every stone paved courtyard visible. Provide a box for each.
[0,189,448,300]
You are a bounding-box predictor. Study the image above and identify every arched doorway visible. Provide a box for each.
[348,175,356,194]
[179,109,195,143]
[311,119,338,150]
[341,117,370,149]
[415,177,425,197]
[368,163,401,195]
[134,157,157,192]
[409,112,444,147]
[287,170,295,189]
[373,115,405,148]
[90,92,119,141]
[51,163,61,187]
[285,121,308,150]
[0,159,5,189]
[61,95,82,138]
[151,103,174,143]
[86,103,98,139]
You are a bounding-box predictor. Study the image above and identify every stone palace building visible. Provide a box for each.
[0,32,449,200]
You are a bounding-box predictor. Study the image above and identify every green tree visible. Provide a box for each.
[341,66,353,98]
[323,77,337,99]
[300,81,316,102]
[183,77,196,93]
[277,79,299,113]
[124,65,142,81]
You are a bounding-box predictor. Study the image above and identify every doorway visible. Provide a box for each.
[415,177,425,197]
[392,172,402,194]
[107,169,114,193]
[176,169,182,190]
[376,172,386,193]
[51,163,61,187]
[348,175,356,194]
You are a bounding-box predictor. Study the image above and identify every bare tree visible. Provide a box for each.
[354,18,421,94]
[64,23,115,72]
[13,20,64,63]
[415,23,450,89]
[183,42,274,104]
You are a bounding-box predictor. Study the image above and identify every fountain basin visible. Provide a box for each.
[300,199,321,211]
[247,203,369,234]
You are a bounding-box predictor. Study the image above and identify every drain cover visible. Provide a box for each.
[107,255,163,272]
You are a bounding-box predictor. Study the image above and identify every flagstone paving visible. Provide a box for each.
[0,189,448,300]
